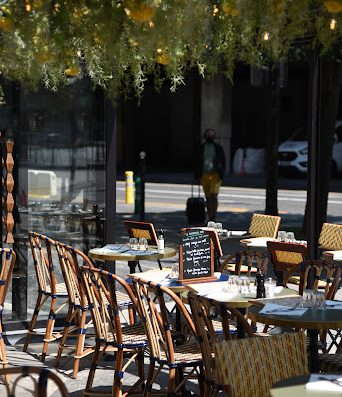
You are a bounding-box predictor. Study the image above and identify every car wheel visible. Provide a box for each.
[331,161,338,177]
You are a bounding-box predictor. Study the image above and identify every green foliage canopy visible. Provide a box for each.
[0,0,341,97]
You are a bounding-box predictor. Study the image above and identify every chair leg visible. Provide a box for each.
[55,305,75,368]
[0,323,9,385]
[136,348,145,387]
[85,342,102,392]
[23,292,43,352]
[167,367,177,396]
[113,349,124,397]
[41,296,57,362]
[72,308,88,378]
[143,358,156,397]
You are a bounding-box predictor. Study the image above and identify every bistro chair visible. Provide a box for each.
[0,248,16,384]
[23,232,68,363]
[130,276,204,397]
[219,250,268,276]
[318,222,342,251]
[247,213,281,239]
[0,366,68,396]
[301,259,342,355]
[215,332,308,397]
[55,243,133,378]
[266,241,307,295]
[80,267,147,397]
[188,292,254,396]
[124,220,163,270]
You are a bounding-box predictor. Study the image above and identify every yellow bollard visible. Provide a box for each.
[125,171,134,204]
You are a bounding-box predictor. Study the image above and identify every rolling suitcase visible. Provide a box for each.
[186,184,206,225]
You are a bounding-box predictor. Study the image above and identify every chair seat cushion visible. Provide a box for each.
[116,290,132,306]
[101,324,148,347]
[45,282,68,297]
[158,342,202,365]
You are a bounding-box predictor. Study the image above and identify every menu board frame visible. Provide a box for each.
[178,231,216,284]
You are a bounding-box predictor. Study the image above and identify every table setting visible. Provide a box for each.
[240,231,307,248]
[271,374,342,396]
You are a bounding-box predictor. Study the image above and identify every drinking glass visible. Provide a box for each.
[265,278,276,298]
[239,276,250,293]
[129,238,139,250]
[286,232,295,243]
[302,289,313,307]
[277,231,286,242]
[227,275,239,292]
[215,223,223,232]
[313,290,326,309]
[171,264,179,279]
[207,221,216,229]
[138,238,148,251]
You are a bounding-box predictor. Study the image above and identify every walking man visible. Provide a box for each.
[196,128,226,222]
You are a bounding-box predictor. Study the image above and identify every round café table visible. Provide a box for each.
[271,374,342,397]
[248,304,342,373]
[88,245,177,273]
[186,284,297,338]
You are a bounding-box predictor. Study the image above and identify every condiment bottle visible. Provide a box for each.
[256,268,266,299]
[158,229,165,251]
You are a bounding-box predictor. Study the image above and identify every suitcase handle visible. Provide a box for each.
[191,183,201,198]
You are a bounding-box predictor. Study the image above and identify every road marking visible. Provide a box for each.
[117,186,342,204]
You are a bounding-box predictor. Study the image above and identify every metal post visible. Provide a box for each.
[139,151,146,222]
[307,52,322,263]
[104,96,116,273]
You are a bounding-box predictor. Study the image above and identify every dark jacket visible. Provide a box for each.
[195,141,226,180]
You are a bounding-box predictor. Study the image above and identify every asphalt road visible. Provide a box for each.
[116,181,342,230]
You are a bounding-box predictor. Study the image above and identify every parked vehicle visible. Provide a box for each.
[278,121,342,175]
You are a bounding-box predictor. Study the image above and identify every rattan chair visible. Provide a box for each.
[318,222,342,251]
[23,232,68,362]
[0,366,68,396]
[0,248,16,383]
[220,250,268,276]
[301,259,342,356]
[130,276,204,397]
[214,332,308,397]
[248,213,281,239]
[266,241,307,294]
[124,220,163,270]
[302,259,341,299]
[80,267,147,397]
[55,243,133,378]
[188,292,254,396]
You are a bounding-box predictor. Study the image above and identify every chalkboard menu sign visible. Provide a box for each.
[179,230,216,284]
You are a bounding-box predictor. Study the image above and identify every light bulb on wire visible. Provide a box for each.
[330,18,337,30]
[262,31,270,41]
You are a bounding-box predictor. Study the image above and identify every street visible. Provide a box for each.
[116,181,342,230]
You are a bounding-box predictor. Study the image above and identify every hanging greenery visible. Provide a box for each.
[0,0,341,98]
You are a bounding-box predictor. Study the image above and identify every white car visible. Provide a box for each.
[278,121,342,175]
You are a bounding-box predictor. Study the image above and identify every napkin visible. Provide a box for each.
[259,303,308,316]
[326,300,342,309]
[306,374,342,392]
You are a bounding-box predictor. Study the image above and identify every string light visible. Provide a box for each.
[213,4,219,16]
[330,18,337,30]
[149,21,154,28]
[262,31,270,41]
[157,48,162,54]
[25,2,32,12]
